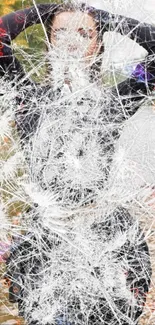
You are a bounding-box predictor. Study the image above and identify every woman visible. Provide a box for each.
[1,3,154,325]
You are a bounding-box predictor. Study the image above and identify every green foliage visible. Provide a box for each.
[0,0,61,80]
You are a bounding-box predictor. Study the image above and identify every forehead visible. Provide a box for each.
[52,11,96,29]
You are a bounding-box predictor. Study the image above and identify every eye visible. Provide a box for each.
[78,28,93,39]
[80,31,89,38]
[52,28,67,39]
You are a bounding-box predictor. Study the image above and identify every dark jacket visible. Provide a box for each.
[5,207,151,325]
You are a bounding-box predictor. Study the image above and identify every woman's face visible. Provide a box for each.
[50,11,102,62]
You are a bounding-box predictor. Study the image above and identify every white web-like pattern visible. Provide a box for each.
[1,1,155,325]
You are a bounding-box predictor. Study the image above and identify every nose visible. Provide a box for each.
[68,44,78,52]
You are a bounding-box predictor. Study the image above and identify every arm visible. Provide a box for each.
[94,9,155,114]
[0,3,59,78]
[96,11,155,55]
